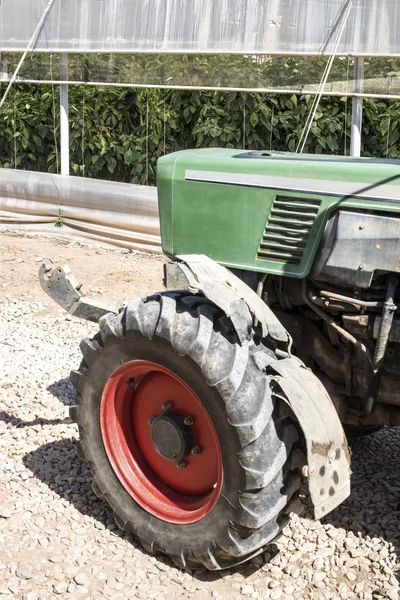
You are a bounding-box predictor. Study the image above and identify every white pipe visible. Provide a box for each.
[60,54,70,176]
[350,57,364,157]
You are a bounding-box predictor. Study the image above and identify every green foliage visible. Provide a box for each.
[0,82,399,186]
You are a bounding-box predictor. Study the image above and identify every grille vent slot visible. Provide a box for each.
[257,196,321,265]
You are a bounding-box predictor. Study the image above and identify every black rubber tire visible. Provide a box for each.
[70,292,306,570]
[343,424,383,440]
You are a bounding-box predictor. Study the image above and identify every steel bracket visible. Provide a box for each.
[39,261,118,322]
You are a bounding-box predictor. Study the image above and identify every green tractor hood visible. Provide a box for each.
[157,149,400,278]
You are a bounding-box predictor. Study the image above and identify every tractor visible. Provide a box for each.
[39,148,400,570]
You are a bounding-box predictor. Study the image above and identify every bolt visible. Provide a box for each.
[147,416,156,425]
[176,460,186,469]
[183,416,194,426]
[161,401,172,412]
[359,263,364,270]
[359,224,364,230]
[191,446,202,455]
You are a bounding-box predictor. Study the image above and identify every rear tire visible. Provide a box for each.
[70,293,306,570]
[343,424,383,440]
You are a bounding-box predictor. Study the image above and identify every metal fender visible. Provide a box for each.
[165,254,351,519]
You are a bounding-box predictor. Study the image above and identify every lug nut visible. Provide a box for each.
[176,460,186,469]
[147,416,156,425]
[183,416,194,426]
[191,446,202,455]
[161,401,172,412]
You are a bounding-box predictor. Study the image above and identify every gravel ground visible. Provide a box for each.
[0,233,400,600]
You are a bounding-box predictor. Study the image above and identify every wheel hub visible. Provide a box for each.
[100,360,223,524]
[151,412,194,462]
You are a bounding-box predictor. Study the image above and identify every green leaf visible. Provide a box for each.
[249,112,258,127]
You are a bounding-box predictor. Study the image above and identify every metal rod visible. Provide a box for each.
[0,0,57,110]
[350,57,364,157]
[365,275,398,414]
[319,290,383,308]
[6,79,400,100]
[302,280,373,363]
[2,49,400,57]
[60,54,70,176]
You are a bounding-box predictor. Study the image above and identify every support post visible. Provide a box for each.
[350,57,364,157]
[60,53,70,176]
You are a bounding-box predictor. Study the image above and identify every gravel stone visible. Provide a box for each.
[22,593,38,600]
[15,567,34,580]
[0,233,399,600]
[53,582,67,595]
[74,573,90,586]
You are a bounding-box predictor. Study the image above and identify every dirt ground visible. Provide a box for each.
[0,232,165,310]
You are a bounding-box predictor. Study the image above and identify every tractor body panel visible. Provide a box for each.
[157,149,400,278]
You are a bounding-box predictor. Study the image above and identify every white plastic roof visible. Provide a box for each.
[0,0,399,56]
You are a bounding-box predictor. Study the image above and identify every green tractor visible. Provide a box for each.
[40,149,400,570]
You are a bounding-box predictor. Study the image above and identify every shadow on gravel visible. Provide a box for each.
[47,377,76,406]
[0,410,71,428]
[22,436,230,581]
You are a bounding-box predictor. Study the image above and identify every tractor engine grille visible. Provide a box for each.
[257,196,321,265]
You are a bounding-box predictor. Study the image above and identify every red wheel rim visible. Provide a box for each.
[100,360,223,524]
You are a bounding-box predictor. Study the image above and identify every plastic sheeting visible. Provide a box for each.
[0,169,162,252]
[2,53,399,98]
[1,0,400,56]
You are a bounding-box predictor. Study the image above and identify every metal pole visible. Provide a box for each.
[60,53,70,176]
[350,57,364,157]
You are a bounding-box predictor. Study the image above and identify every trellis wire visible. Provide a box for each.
[386,115,391,156]
[146,89,149,186]
[296,0,354,153]
[0,0,57,110]
[269,104,274,150]
[243,101,246,149]
[163,89,166,155]
[81,85,86,176]
[13,87,17,169]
